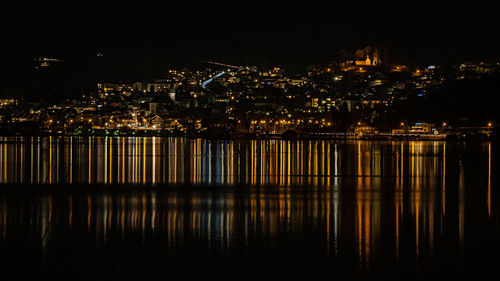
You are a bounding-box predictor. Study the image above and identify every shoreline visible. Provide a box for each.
[0,131,493,141]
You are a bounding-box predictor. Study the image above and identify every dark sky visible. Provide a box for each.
[3,0,498,76]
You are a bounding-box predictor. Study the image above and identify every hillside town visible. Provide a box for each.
[1,47,498,140]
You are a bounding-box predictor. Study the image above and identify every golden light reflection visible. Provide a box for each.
[488,142,491,218]
[459,160,465,246]
[0,142,496,268]
[0,134,492,262]
[0,137,489,192]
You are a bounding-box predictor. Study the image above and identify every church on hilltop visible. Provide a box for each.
[355,55,381,66]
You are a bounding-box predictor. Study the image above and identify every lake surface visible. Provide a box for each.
[0,137,498,280]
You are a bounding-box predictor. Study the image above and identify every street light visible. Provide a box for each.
[441,122,447,134]
[487,122,493,135]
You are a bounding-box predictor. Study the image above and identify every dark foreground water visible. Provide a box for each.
[0,137,499,280]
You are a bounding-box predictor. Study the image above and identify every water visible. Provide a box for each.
[0,137,498,280]
[0,136,465,185]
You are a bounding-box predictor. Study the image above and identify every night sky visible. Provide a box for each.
[2,0,498,79]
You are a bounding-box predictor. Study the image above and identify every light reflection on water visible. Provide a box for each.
[0,136,459,186]
[0,137,498,280]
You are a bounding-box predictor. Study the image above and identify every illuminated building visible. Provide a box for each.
[0,99,18,107]
[34,57,63,69]
[409,122,434,134]
[355,55,372,66]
